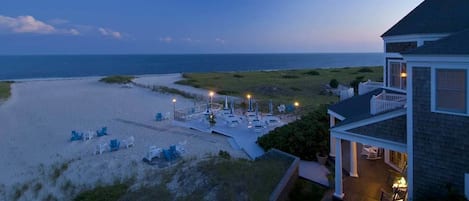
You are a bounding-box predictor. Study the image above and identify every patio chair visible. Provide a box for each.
[95,142,107,155]
[143,145,162,161]
[169,145,180,158]
[96,127,107,137]
[155,113,163,121]
[163,149,172,161]
[70,131,84,141]
[84,131,94,141]
[109,139,120,152]
[122,136,135,148]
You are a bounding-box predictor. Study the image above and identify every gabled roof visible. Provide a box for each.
[328,88,406,127]
[403,29,469,55]
[382,0,469,37]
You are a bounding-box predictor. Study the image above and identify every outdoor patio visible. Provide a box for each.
[340,142,406,201]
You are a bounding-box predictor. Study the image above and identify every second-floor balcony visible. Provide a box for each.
[359,80,384,95]
[370,90,406,115]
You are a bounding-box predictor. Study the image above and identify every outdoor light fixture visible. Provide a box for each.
[294,101,299,107]
[172,98,177,120]
[400,72,407,78]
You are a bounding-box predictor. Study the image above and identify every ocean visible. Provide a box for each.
[0,53,383,80]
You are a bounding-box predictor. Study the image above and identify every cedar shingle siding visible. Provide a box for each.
[412,67,469,199]
[386,42,417,53]
[348,116,407,144]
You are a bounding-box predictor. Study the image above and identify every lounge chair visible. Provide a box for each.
[70,131,84,141]
[95,142,107,155]
[122,136,135,148]
[163,149,172,161]
[143,146,162,161]
[109,139,120,152]
[84,131,93,141]
[96,127,107,137]
[155,113,163,121]
[169,145,179,158]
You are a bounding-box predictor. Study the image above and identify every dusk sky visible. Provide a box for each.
[0,0,424,55]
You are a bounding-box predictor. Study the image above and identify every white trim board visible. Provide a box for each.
[332,130,407,153]
[331,109,406,131]
[327,109,346,121]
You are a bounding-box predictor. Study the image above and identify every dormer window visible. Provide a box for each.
[388,61,407,90]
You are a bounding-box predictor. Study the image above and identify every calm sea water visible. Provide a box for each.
[0,53,383,80]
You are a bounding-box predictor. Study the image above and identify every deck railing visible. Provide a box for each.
[359,80,383,95]
[370,90,406,115]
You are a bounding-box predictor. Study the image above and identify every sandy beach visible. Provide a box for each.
[0,74,247,200]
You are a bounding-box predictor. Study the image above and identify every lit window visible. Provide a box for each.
[389,61,407,90]
[436,69,466,113]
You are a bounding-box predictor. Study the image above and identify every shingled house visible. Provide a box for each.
[327,0,469,200]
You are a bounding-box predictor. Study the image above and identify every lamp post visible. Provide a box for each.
[172,98,176,120]
[247,94,252,112]
[294,101,300,120]
[209,91,214,111]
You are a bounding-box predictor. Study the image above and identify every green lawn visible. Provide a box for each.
[176,66,382,112]
[0,81,12,100]
[99,75,135,84]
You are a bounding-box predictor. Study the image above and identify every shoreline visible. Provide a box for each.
[0,65,380,82]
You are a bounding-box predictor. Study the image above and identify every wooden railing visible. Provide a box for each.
[359,80,383,95]
[370,91,406,115]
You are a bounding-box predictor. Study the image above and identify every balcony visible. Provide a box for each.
[359,80,383,95]
[370,90,406,115]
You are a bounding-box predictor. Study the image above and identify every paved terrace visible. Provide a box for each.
[173,114,331,187]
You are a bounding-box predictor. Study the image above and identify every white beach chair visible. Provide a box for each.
[144,146,162,161]
[122,136,135,148]
[176,140,187,154]
[84,131,94,141]
[95,142,107,155]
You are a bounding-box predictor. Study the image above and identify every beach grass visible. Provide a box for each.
[176,66,382,112]
[0,81,12,100]
[99,75,135,84]
[288,178,327,201]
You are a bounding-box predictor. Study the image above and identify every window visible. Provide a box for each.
[436,69,467,113]
[389,61,407,90]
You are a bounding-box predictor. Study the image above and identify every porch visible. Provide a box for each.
[341,142,407,201]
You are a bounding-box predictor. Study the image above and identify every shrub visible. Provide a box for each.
[99,75,135,84]
[74,183,128,201]
[233,74,244,78]
[303,70,320,76]
[257,106,329,160]
[329,79,339,88]
[282,75,300,79]
[218,150,231,159]
[357,67,373,73]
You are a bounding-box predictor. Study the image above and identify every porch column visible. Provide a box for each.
[349,141,358,177]
[334,138,344,200]
[329,115,336,157]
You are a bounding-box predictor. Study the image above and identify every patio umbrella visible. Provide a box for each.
[230,98,234,114]
[224,96,229,110]
[269,99,273,114]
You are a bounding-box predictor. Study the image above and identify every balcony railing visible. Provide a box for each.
[359,80,383,95]
[370,90,406,115]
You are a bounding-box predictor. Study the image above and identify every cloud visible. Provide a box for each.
[0,15,80,36]
[98,27,122,39]
[181,37,200,43]
[0,15,55,34]
[159,36,172,43]
[215,38,226,44]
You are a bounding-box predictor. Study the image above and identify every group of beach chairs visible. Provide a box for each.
[70,127,108,142]
[143,140,187,164]
[155,112,171,121]
[69,126,135,155]
[95,136,135,155]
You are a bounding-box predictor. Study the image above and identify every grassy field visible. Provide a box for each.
[0,81,13,100]
[176,66,382,112]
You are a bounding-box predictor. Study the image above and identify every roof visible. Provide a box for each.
[328,88,405,126]
[403,29,469,55]
[382,0,469,37]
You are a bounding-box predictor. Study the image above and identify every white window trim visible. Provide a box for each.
[431,67,469,116]
[387,59,407,91]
